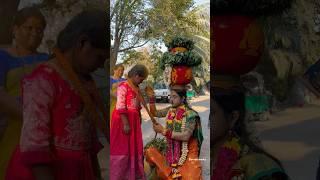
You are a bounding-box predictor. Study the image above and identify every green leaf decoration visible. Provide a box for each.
[160,36,202,70]
[144,137,167,155]
[160,50,202,70]
[166,36,195,51]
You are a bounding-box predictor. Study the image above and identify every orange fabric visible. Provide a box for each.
[145,138,202,180]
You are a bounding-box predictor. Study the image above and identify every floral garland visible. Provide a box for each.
[178,116,188,166]
[212,137,242,180]
[165,105,189,179]
[166,108,182,165]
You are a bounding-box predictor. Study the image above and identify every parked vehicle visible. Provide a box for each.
[154,83,170,103]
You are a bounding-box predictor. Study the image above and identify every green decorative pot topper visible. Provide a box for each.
[160,36,202,70]
[167,36,194,50]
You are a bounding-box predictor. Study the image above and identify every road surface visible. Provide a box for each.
[255,103,320,180]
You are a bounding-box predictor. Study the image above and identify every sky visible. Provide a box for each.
[195,0,210,4]
[195,0,210,6]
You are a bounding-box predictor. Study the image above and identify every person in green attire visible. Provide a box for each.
[0,7,48,178]
[242,73,270,121]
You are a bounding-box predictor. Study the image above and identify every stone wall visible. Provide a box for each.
[256,0,320,102]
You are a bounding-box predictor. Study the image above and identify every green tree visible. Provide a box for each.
[185,4,210,84]
[152,2,210,85]
[122,47,164,83]
[111,0,150,69]
[112,0,210,94]
[110,0,203,68]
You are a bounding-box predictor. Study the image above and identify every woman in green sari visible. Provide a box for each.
[145,85,203,179]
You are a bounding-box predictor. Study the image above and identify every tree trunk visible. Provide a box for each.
[110,49,118,70]
[110,35,121,69]
[0,0,20,46]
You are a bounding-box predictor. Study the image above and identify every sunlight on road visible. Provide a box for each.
[191,105,209,113]
[256,105,320,132]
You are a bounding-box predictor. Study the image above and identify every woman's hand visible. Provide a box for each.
[123,124,130,135]
[120,114,130,135]
[153,123,164,134]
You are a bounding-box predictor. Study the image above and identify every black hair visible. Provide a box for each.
[213,90,285,171]
[56,9,107,52]
[170,87,200,117]
[170,88,187,101]
[128,64,148,78]
[13,7,46,28]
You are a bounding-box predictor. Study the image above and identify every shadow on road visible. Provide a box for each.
[258,117,320,180]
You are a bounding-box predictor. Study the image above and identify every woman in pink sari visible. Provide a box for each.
[110,64,148,180]
[5,10,108,180]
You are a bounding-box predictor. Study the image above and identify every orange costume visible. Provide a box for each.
[145,104,203,179]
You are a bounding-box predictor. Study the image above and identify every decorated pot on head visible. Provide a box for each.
[160,36,202,88]
[212,0,292,89]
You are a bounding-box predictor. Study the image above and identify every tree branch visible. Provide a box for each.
[110,0,121,20]
[118,40,150,52]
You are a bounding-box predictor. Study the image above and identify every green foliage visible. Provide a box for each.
[150,47,165,81]
[146,0,199,43]
[122,47,165,82]
[160,36,202,69]
[144,137,167,155]
[113,0,209,87]
[166,36,194,50]
[159,51,202,70]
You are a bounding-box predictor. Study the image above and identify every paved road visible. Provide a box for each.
[141,94,211,179]
[255,104,320,180]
